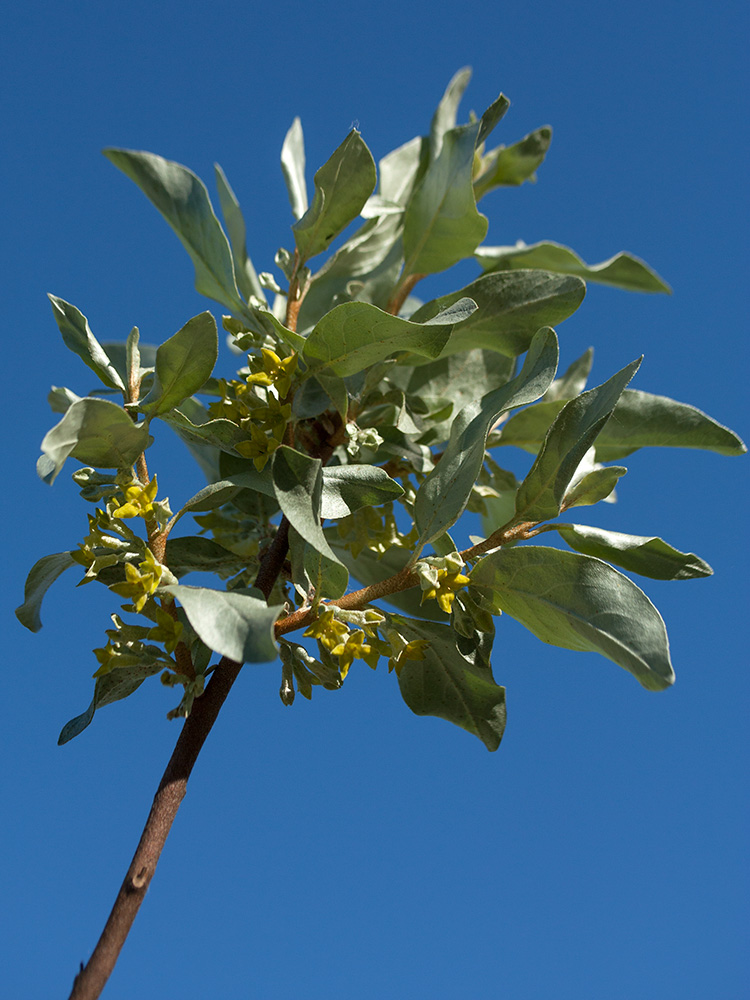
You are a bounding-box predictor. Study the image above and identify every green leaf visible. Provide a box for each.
[292,130,377,263]
[160,403,250,458]
[303,298,475,377]
[165,536,248,578]
[379,134,429,207]
[409,270,586,357]
[470,545,675,691]
[414,327,559,550]
[474,126,552,199]
[514,359,641,523]
[593,390,748,460]
[553,524,713,580]
[58,660,164,745]
[562,466,627,508]
[281,117,309,221]
[39,397,153,484]
[104,148,247,313]
[164,584,281,663]
[390,615,506,751]
[47,296,125,392]
[476,240,671,294]
[499,390,747,460]
[141,312,218,417]
[47,386,81,414]
[272,447,348,598]
[214,163,265,302]
[403,120,488,276]
[320,465,404,518]
[429,67,472,158]
[16,551,77,632]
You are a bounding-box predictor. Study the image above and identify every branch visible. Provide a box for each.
[68,513,292,999]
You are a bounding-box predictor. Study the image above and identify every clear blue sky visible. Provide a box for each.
[3,2,748,998]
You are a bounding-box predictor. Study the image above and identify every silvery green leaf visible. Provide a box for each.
[470,545,675,691]
[303,298,476,377]
[292,130,377,263]
[544,347,594,402]
[48,296,125,392]
[280,117,308,221]
[58,659,165,745]
[414,327,559,550]
[429,67,472,159]
[214,163,265,302]
[272,447,348,598]
[104,148,247,313]
[390,614,505,751]
[16,551,77,632]
[514,359,641,523]
[164,584,281,664]
[476,240,671,294]
[553,524,713,580]
[409,269,585,357]
[48,386,81,414]
[320,465,404,518]
[403,120,487,276]
[140,312,218,417]
[474,126,552,199]
[39,397,153,484]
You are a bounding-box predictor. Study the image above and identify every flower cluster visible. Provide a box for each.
[208,346,297,471]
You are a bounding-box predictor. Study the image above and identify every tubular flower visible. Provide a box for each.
[330,630,384,678]
[386,636,430,676]
[415,553,471,614]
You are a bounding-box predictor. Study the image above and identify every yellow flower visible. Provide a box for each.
[112,476,159,520]
[420,568,471,614]
[303,607,350,651]
[388,639,429,676]
[110,548,163,612]
[330,630,382,678]
[246,348,298,398]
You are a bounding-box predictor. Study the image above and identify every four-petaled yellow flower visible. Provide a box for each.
[388,639,429,676]
[112,476,159,520]
[421,568,471,614]
[330,630,381,678]
[246,348,298,398]
[303,607,350,651]
[111,548,163,612]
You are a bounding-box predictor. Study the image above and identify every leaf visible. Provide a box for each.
[16,551,77,632]
[160,404,250,458]
[562,466,627,507]
[514,359,641,523]
[390,615,506,751]
[429,67,472,159]
[403,120,488,276]
[553,524,713,580]
[280,117,309,221]
[214,163,265,302]
[303,298,476,377]
[470,545,675,691]
[165,536,248,578]
[47,296,125,391]
[593,390,748,461]
[292,130,377,263]
[141,312,218,417]
[272,447,348,598]
[320,465,404,518]
[58,660,164,745]
[104,148,247,313]
[164,584,281,663]
[414,327,559,550]
[476,240,671,294]
[379,134,429,207]
[48,386,81,414]
[409,270,586,357]
[474,126,552,199]
[39,397,153,484]
[499,390,747,460]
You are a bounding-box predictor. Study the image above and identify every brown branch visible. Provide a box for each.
[68,509,293,1000]
[385,272,425,316]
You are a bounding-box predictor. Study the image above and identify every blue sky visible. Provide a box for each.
[3,2,748,998]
